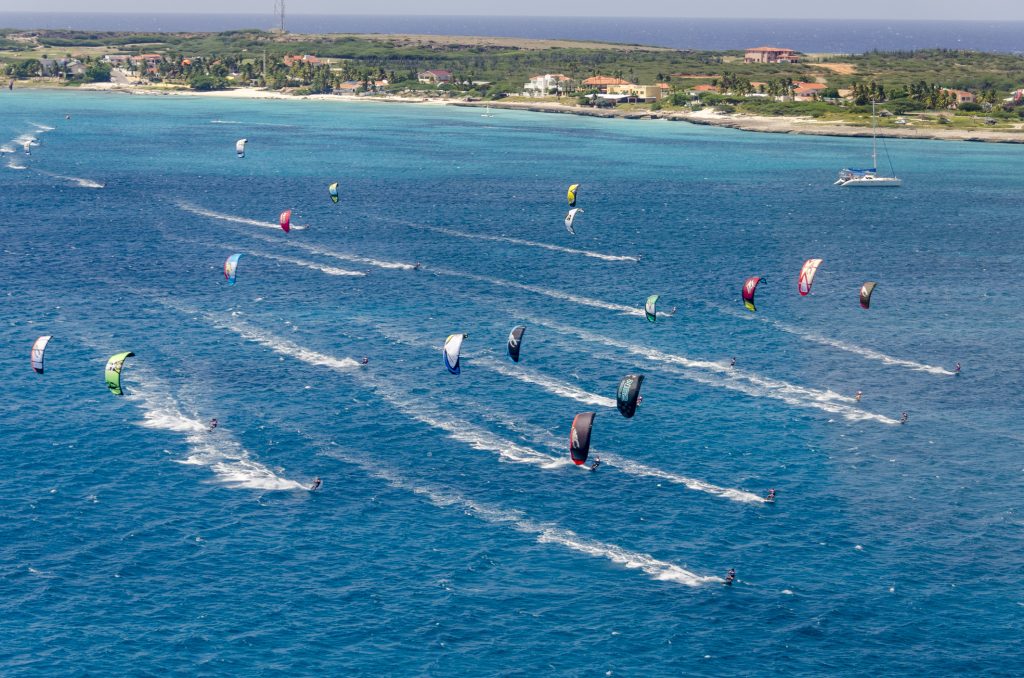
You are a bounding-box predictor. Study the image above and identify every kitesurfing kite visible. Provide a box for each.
[567,183,580,207]
[616,374,644,419]
[224,253,242,285]
[860,281,877,309]
[569,412,596,465]
[742,276,765,312]
[798,259,823,296]
[279,209,292,233]
[31,335,52,374]
[443,334,468,375]
[328,182,339,204]
[645,294,660,323]
[236,138,247,158]
[105,351,135,396]
[507,325,526,363]
[565,208,583,235]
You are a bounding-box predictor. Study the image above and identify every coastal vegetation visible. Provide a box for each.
[2,28,1023,131]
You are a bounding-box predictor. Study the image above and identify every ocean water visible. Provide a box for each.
[1,90,1022,675]
[3,13,1024,53]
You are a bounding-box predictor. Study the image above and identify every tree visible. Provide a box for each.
[83,61,111,83]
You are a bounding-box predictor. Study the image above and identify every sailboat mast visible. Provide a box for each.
[871,100,878,170]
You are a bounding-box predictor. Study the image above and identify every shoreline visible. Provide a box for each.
[29,83,1024,144]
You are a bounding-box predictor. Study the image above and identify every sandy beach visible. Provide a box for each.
[64,82,1024,144]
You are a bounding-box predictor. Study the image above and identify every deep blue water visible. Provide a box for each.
[2,90,1023,675]
[3,13,1024,53]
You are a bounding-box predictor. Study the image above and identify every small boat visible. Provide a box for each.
[481,105,494,118]
[836,101,901,187]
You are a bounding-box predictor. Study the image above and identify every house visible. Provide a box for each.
[744,46,800,64]
[335,81,362,93]
[283,54,322,67]
[793,82,827,100]
[523,73,573,97]
[417,69,452,84]
[581,76,632,93]
[941,88,976,107]
[103,55,131,65]
[605,84,666,102]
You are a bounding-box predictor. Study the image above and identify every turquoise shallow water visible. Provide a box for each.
[1,90,1022,676]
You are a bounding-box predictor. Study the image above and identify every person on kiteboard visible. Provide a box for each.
[730,357,736,368]
[208,418,218,433]
[589,456,601,472]
[724,568,736,586]
[855,391,862,402]
[310,477,322,491]
[900,412,908,425]
[361,356,369,365]
[766,489,776,503]
[954,362,961,375]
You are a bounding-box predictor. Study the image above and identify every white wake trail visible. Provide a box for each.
[388,217,639,262]
[523,314,899,425]
[34,169,104,188]
[176,200,281,229]
[251,251,366,277]
[474,356,617,408]
[473,413,766,504]
[130,374,306,491]
[430,265,643,316]
[710,302,954,376]
[176,200,417,271]
[321,447,720,587]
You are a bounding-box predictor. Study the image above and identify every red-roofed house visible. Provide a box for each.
[284,55,322,66]
[793,81,827,100]
[744,47,800,64]
[941,88,976,107]
[581,76,632,93]
[418,69,453,84]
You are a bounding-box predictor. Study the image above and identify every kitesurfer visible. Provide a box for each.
[310,477,322,491]
[954,362,961,375]
[730,357,736,368]
[855,391,862,402]
[361,356,369,365]
[766,489,776,503]
[637,395,643,407]
[589,456,601,472]
[208,418,218,433]
[724,568,736,586]
[900,412,908,425]
[65,114,71,120]
[413,263,422,271]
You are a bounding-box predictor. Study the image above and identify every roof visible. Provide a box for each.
[692,84,720,92]
[424,69,452,76]
[657,83,670,89]
[746,46,797,52]
[582,76,632,86]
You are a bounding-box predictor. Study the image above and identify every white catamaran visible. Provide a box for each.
[836,101,902,187]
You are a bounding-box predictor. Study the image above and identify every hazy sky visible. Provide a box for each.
[4,1,1024,20]
[3,1,1022,20]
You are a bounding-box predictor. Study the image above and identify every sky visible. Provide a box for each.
[1,0,1022,21]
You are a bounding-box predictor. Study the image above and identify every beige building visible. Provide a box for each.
[744,47,800,63]
[605,84,665,101]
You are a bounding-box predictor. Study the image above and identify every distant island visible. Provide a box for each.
[4,28,1024,142]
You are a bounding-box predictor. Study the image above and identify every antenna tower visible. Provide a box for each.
[273,0,286,33]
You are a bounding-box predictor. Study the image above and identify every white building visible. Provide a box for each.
[523,73,573,97]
